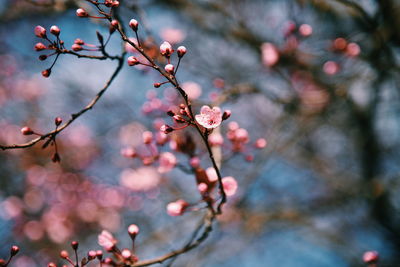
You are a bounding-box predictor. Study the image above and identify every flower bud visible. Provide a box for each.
[255,138,267,149]
[173,115,186,123]
[55,117,62,126]
[154,83,161,88]
[127,56,139,66]
[177,46,187,57]
[164,64,174,74]
[34,42,47,51]
[363,251,379,263]
[10,246,19,256]
[60,250,69,259]
[222,110,231,120]
[160,41,173,57]
[34,25,47,38]
[42,69,51,78]
[129,19,139,31]
[142,131,153,144]
[110,20,119,30]
[71,241,79,250]
[87,250,96,260]
[104,0,113,7]
[160,124,174,134]
[96,250,103,260]
[76,8,88,17]
[21,127,34,135]
[112,1,120,7]
[39,55,47,61]
[74,38,84,45]
[121,249,132,259]
[50,25,60,36]
[128,224,139,237]
[72,44,83,52]
[47,263,56,267]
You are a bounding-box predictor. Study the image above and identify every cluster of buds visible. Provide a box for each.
[34,25,65,77]
[0,245,19,267]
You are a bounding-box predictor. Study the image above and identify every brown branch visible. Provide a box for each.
[0,54,125,150]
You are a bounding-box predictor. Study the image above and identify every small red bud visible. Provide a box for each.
[87,250,96,260]
[153,83,161,88]
[21,127,34,135]
[96,250,103,260]
[34,42,47,51]
[112,1,120,7]
[47,263,57,267]
[363,251,379,263]
[55,117,62,126]
[129,19,139,31]
[160,124,174,134]
[10,246,19,256]
[60,250,69,259]
[111,20,119,28]
[104,0,113,7]
[76,8,88,17]
[177,46,187,57]
[127,56,140,66]
[50,25,60,36]
[39,55,47,61]
[42,69,51,78]
[173,115,186,123]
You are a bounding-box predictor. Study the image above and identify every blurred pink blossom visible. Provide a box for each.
[261,43,279,67]
[98,230,117,251]
[160,28,186,44]
[158,152,177,173]
[222,176,238,197]
[120,167,161,192]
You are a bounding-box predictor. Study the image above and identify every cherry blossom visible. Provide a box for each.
[222,176,238,197]
[98,230,116,251]
[158,152,177,173]
[195,105,223,129]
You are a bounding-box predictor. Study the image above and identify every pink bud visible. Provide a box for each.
[121,147,136,158]
[96,250,103,260]
[34,25,47,38]
[50,25,60,36]
[72,44,83,52]
[333,38,347,51]
[190,157,200,168]
[87,250,96,260]
[121,249,131,259]
[346,42,361,57]
[129,19,139,31]
[74,38,84,45]
[112,1,120,7]
[34,43,47,51]
[127,56,139,66]
[128,224,139,236]
[166,200,188,216]
[55,117,62,126]
[323,61,339,75]
[255,138,267,149]
[76,8,88,17]
[299,24,312,37]
[177,46,187,57]
[110,20,119,29]
[363,251,379,263]
[222,176,238,196]
[60,250,69,259]
[222,110,231,120]
[142,131,153,144]
[160,41,173,57]
[71,241,79,250]
[160,124,174,134]
[165,64,174,74]
[198,183,208,193]
[10,246,19,256]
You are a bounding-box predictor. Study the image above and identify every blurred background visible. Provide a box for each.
[1,0,400,266]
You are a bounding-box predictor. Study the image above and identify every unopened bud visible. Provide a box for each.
[222,110,231,120]
[60,250,69,259]
[112,1,120,7]
[129,19,139,31]
[50,25,60,36]
[74,38,84,45]
[127,56,139,66]
[21,127,34,135]
[72,44,83,52]
[42,69,51,78]
[34,25,47,38]
[39,55,47,61]
[121,249,131,259]
[55,117,62,126]
[96,250,103,260]
[76,8,88,17]
[177,46,187,57]
[47,263,56,267]
[160,41,173,57]
[165,64,174,74]
[160,124,174,134]
[128,224,139,237]
[71,241,79,250]
[363,251,379,264]
[153,83,161,88]
[34,43,47,51]
[173,115,186,123]
[10,246,19,256]
[87,250,96,260]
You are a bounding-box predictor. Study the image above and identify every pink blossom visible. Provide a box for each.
[166,200,188,216]
[208,133,224,146]
[120,167,161,192]
[363,251,379,263]
[255,138,267,149]
[323,61,339,75]
[195,105,223,129]
[235,128,249,143]
[206,167,218,182]
[160,41,173,57]
[182,81,202,100]
[121,249,132,259]
[222,176,238,197]
[346,42,360,57]
[98,230,116,251]
[158,152,177,173]
[160,28,186,44]
[261,42,279,67]
[299,24,312,37]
